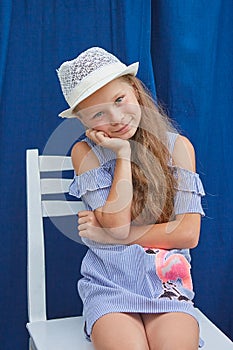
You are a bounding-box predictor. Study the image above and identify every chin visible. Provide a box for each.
[121,133,135,141]
[127,128,137,139]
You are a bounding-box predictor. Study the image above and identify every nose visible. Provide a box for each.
[109,108,124,125]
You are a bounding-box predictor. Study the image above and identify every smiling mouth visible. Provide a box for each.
[113,119,133,134]
[115,124,130,134]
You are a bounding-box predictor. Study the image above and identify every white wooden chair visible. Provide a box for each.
[26,149,233,350]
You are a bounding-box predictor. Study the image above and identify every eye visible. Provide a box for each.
[115,96,125,104]
[92,111,104,119]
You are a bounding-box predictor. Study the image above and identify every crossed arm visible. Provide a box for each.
[72,132,201,250]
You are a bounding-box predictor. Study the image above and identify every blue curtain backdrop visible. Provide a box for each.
[0,1,232,349]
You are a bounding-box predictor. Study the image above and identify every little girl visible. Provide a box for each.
[57,47,205,350]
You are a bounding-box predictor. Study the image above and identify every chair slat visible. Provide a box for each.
[26,149,47,322]
[40,179,73,194]
[39,156,73,171]
[42,200,85,217]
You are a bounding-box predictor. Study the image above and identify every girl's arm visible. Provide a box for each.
[77,135,203,249]
[127,213,201,249]
[77,210,200,249]
[71,130,132,239]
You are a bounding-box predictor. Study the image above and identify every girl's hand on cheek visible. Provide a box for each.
[86,129,131,158]
[86,129,109,142]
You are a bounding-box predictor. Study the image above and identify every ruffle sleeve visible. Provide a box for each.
[69,166,112,210]
[172,166,205,216]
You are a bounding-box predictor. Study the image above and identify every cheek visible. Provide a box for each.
[122,101,141,115]
[92,122,110,132]
[125,106,142,124]
[84,118,107,129]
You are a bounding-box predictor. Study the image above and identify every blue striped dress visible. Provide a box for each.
[69,132,205,346]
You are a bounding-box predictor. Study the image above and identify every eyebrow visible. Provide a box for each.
[112,89,125,101]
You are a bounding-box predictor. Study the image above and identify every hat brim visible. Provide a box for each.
[58,62,139,118]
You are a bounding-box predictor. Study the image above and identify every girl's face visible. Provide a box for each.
[75,78,141,139]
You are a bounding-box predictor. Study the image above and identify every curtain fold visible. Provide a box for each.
[0,1,12,101]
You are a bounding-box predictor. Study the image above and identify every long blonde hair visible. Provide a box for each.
[122,75,177,224]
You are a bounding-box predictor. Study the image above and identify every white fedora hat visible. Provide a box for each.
[57,47,139,118]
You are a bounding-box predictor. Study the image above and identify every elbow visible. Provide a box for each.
[185,229,200,249]
[97,211,131,240]
[188,238,199,249]
[175,214,201,249]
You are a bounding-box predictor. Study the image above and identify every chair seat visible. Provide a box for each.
[26,310,232,350]
[27,316,94,350]
[196,309,233,349]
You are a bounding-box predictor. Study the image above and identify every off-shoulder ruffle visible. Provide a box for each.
[69,166,112,198]
[171,166,205,196]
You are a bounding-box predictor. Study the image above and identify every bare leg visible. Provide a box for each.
[141,312,199,350]
[91,312,150,350]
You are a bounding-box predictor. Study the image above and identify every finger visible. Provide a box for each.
[78,216,91,224]
[78,229,87,237]
[78,210,92,217]
[95,131,109,142]
[85,129,98,143]
[86,129,98,140]
[85,128,93,136]
[88,130,108,144]
[78,222,88,231]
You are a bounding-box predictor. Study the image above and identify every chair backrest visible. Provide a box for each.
[26,149,85,323]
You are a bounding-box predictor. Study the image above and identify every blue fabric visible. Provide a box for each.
[0,1,12,99]
[78,244,200,340]
[69,167,113,210]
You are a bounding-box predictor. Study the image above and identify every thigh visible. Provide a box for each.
[141,312,199,350]
[91,312,150,350]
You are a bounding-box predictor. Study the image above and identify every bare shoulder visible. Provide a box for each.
[71,141,100,175]
[172,135,196,172]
